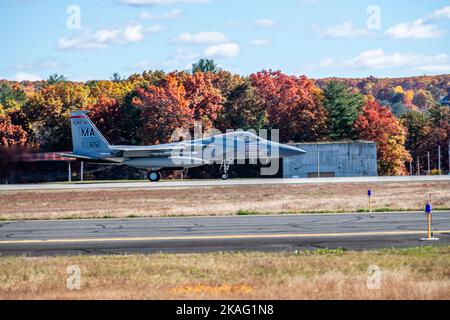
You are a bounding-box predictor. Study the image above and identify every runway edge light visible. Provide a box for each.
[420,202,439,242]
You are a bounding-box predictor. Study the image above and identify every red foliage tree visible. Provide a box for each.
[354,100,411,176]
[250,70,327,142]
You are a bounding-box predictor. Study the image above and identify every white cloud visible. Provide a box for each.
[144,24,164,33]
[204,43,240,58]
[317,58,334,68]
[385,19,444,39]
[122,0,209,5]
[14,57,68,71]
[385,6,450,40]
[223,21,239,28]
[57,24,162,50]
[249,38,272,46]
[174,48,201,60]
[322,21,374,38]
[132,59,188,71]
[133,60,155,69]
[174,31,228,44]
[346,49,448,70]
[140,9,181,20]
[426,6,450,20]
[14,72,42,81]
[255,19,276,27]
[415,65,450,73]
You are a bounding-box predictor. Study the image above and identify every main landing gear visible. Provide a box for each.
[147,171,161,182]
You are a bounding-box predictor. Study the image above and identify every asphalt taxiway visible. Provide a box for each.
[0,212,449,256]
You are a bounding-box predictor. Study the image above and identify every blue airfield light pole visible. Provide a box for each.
[367,189,372,213]
[420,203,439,241]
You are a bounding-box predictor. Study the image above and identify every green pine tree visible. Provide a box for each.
[323,81,364,140]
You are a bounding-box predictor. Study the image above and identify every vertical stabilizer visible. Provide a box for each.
[70,110,110,156]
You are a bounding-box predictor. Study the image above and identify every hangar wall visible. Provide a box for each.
[283,141,378,178]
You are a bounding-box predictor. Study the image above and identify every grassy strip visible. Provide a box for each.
[0,207,449,222]
[236,208,450,216]
[0,246,448,299]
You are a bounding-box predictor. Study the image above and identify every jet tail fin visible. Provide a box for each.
[70,110,111,156]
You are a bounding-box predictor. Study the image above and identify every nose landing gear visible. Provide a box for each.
[147,171,161,182]
[219,159,233,180]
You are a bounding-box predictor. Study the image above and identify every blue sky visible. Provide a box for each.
[0,0,449,81]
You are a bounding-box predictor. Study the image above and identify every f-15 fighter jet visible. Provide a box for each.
[61,110,305,182]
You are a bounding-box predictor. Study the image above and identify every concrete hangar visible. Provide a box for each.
[283,141,378,178]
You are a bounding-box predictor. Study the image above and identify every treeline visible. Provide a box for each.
[0,60,449,176]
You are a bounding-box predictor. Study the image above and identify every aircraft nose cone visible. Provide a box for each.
[280,145,306,158]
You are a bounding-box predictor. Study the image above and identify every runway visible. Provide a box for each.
[0,212,449,256]
[1,175,450,191]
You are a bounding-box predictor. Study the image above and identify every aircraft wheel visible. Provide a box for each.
[148,171,161,182]
[221,173,229,180]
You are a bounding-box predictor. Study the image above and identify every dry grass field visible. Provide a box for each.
[0,181,449,220]
[0,246,449,300]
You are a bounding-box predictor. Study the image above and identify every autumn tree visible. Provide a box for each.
[85,95,141,145]
[23,82,91,150]
[0,114,28,147]
[250,70,328,142]
[354,100,411,176]
[182,72,223,130]
[127,71,167,88]
[0,82,29,131]
[87,80,135,102]
[412,89,436,111]
[0,82,28,110]
[216,78,266,131]
[323,81,364,140]
[210,71,242,98]
[132,75,193,145]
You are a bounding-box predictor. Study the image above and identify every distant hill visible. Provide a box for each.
[316,74,450,115]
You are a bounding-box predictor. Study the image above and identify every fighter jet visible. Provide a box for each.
[61,110,305,182]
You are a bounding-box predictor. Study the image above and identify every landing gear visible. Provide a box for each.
[219,159,233,181]
[147,171,161,182]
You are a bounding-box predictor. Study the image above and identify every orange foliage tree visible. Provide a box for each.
[354,100,411,176]
[0,114,28,146]
[182,72,223,130]
[250,70,327,142]
[132,75,193,145]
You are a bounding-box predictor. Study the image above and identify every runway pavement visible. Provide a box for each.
[1,175,450,191]
[0,212,449,256]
